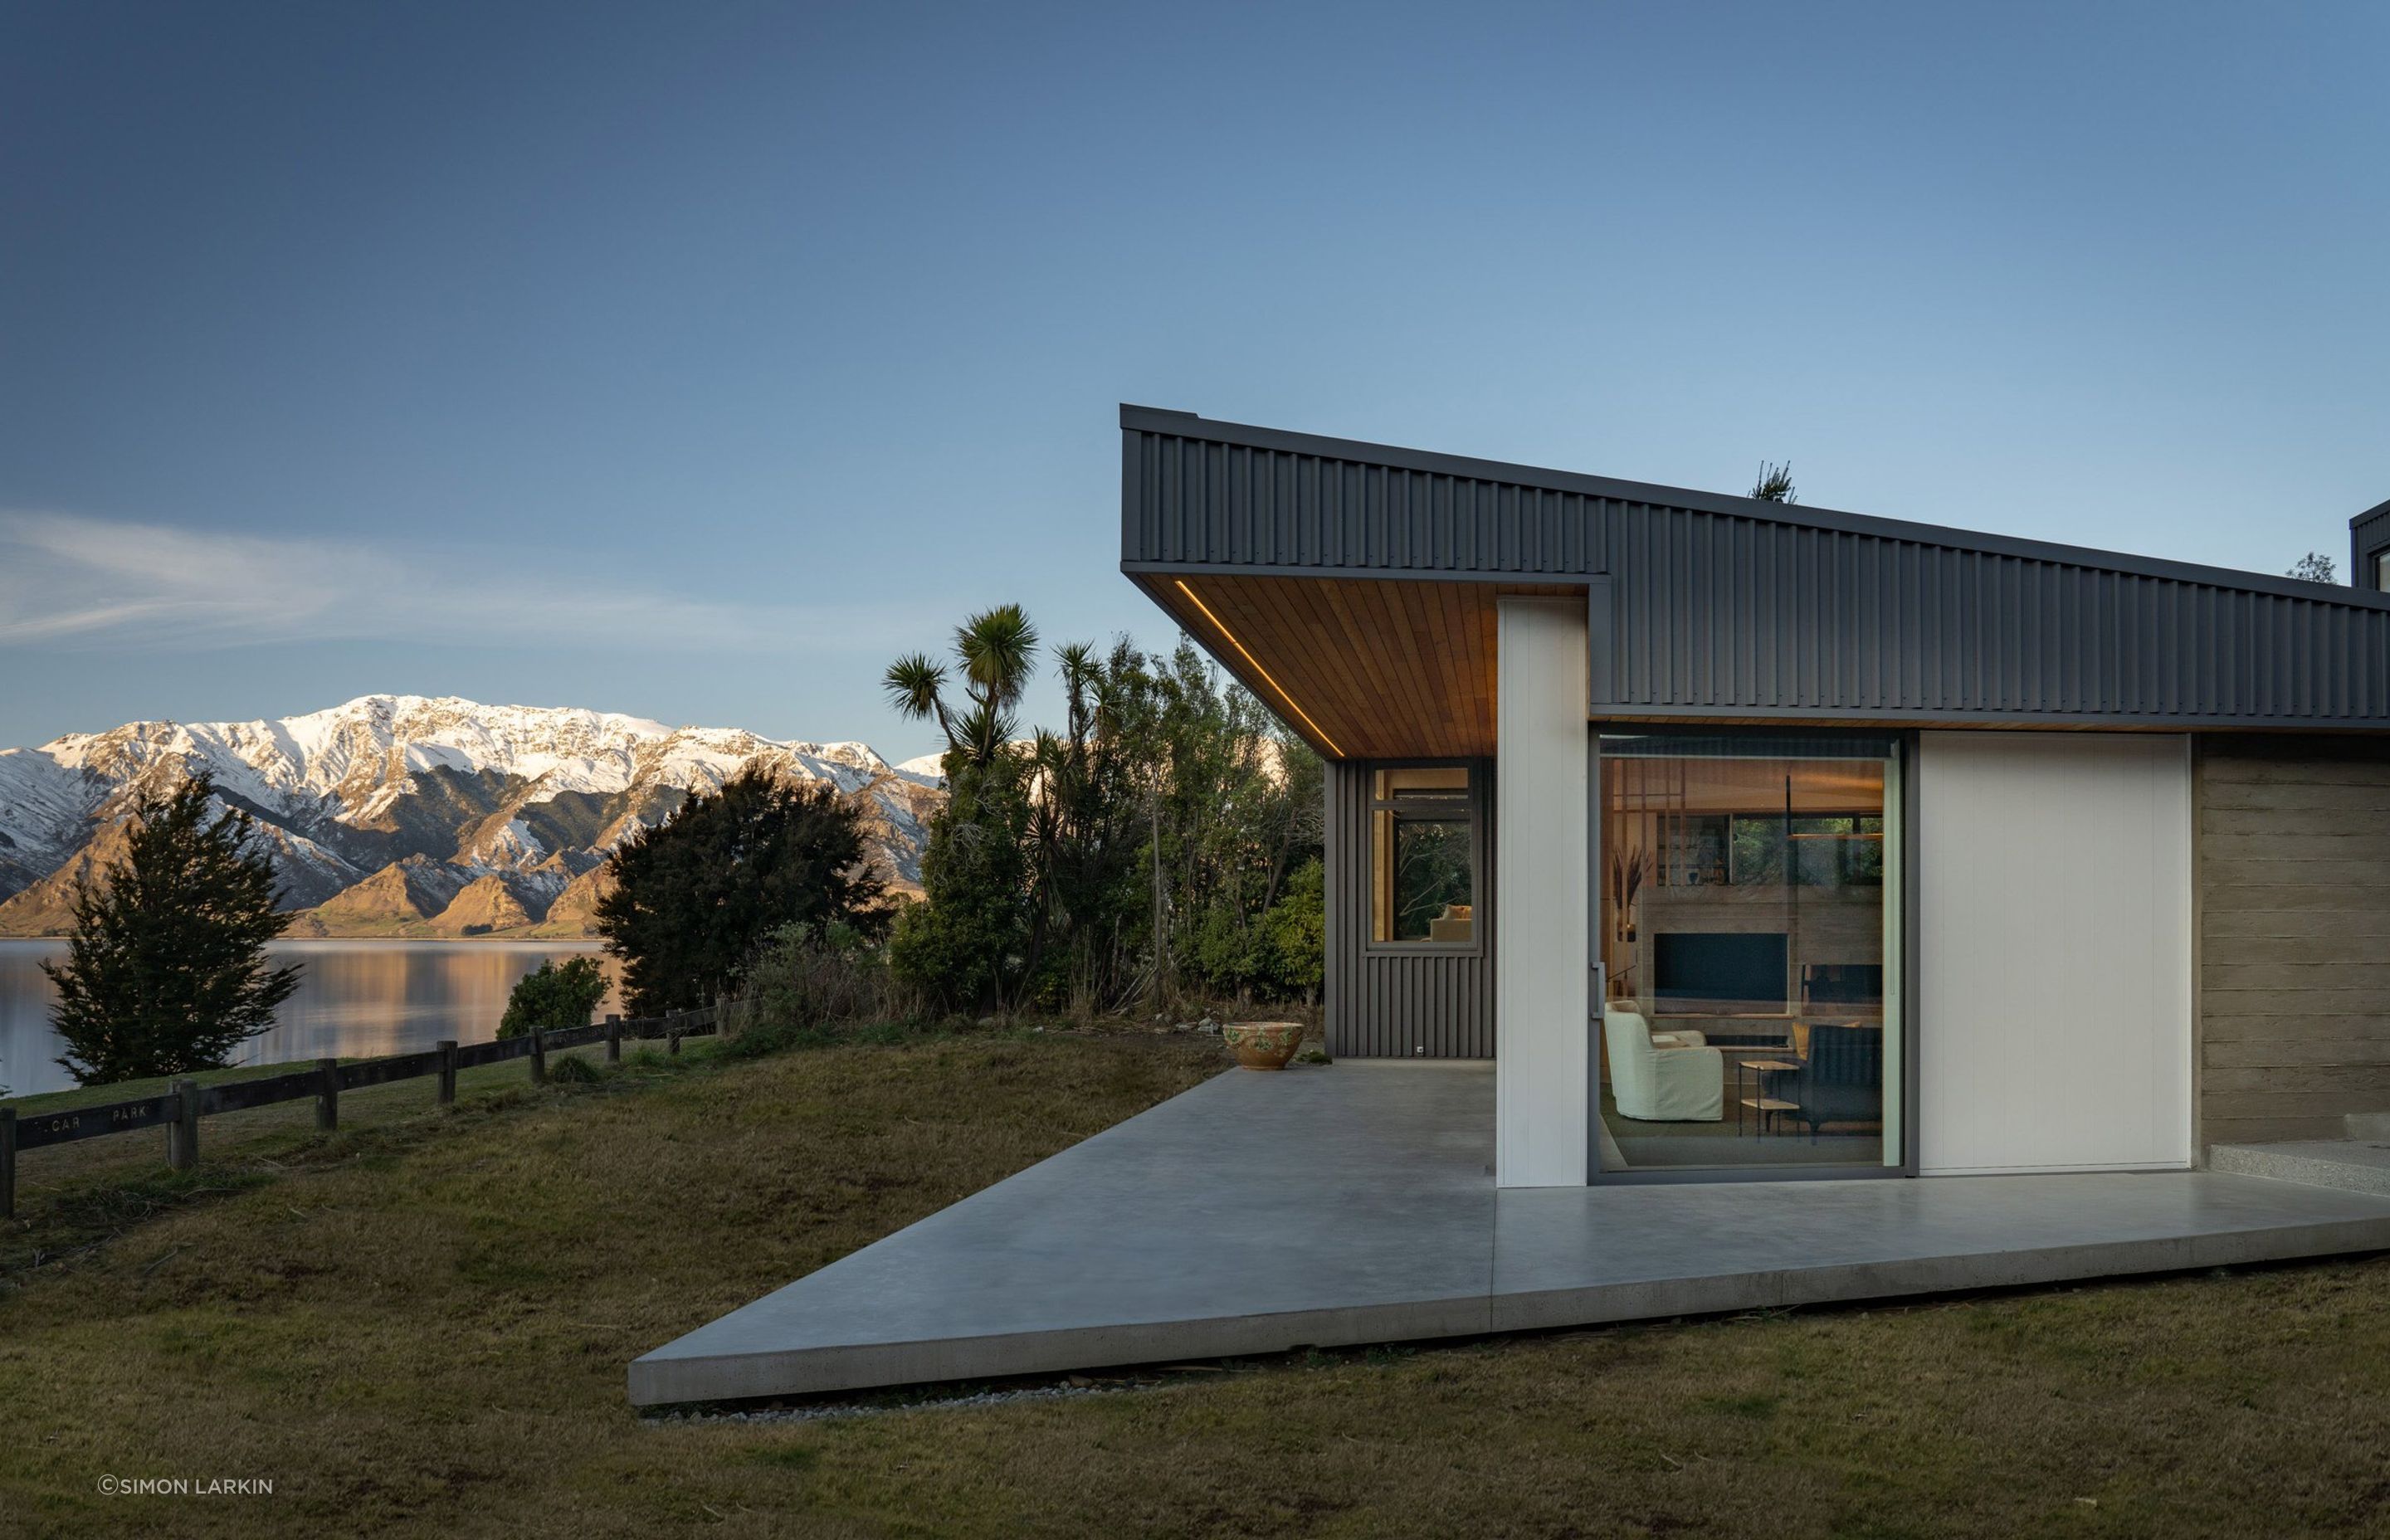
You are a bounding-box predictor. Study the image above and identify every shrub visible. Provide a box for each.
[724,921,895,1056]
[546,1052,603,1084]
[498,957,611,1040]
[1261,857,1326,999]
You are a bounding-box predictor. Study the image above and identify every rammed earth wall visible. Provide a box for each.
[2199,734,2390,1145]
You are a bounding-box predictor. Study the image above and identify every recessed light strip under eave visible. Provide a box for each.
[1172,579,1345,758]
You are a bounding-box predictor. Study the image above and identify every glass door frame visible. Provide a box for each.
[1585,723,1922,1186]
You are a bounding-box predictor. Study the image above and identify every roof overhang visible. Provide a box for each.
[1123,407,2390,743]
[1133,569,1580,759]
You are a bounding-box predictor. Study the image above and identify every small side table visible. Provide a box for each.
[1737,1060,1802,1136]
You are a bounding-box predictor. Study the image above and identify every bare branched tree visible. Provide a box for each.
[2286,552,2339,584]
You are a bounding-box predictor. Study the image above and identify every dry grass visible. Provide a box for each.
[2,1031,2388,1538]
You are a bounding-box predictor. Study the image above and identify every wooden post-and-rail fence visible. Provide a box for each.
[0,1005,720,1219]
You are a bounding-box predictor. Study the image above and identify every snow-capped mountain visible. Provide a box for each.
[0,695,944,937]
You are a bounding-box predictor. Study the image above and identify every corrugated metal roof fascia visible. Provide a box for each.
[1601,515,2390,722]
[1123,407,2390,615]
[1124,428,1612,578]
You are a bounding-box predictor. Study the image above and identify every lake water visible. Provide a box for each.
[0,939,622,1098]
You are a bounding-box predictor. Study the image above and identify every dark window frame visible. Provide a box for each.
[1588,725,1920,1187]
[1363,758,1486,957]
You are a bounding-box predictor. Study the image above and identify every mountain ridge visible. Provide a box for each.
[0,694,944,938]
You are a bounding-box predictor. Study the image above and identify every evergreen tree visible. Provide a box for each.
[885,608,1327,1016]
[885,605,1046,1011]
[497,956,612,1038]
[884,603,1040,771]
[594,767,889,1015]
[1261,857,1327,1000]
[45,771,301,1084]
[889,754,1035,1011]
[1750,461,1797,503]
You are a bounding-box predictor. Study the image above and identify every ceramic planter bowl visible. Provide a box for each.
[1222,1021,1304,1070]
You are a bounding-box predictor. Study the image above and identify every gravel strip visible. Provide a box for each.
[646,1377,1182,1426]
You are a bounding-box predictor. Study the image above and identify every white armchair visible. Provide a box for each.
[1603,1007,1724,1122]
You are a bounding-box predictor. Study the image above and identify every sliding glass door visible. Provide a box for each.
[1597,733,1904,1176]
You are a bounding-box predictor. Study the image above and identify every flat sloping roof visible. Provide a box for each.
[1123,408,2390,740]
[1126,406,2390,613]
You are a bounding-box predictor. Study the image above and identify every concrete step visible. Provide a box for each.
[2211,1138,2390,1199]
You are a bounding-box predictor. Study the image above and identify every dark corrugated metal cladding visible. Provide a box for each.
[1123,427,1601,578]
[1602,514,2390,724]
[1323,759,1494,1059]
[1126,417,2390,729]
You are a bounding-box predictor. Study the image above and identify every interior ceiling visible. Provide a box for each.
[1144,573,1582,760]
[1603,760,1885,816]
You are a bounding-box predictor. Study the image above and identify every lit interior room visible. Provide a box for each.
[1597,734,1901,1172]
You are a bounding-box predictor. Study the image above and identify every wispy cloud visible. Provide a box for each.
[0,511,916,653]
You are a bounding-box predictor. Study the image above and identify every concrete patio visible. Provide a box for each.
[628,1061,2390,1407]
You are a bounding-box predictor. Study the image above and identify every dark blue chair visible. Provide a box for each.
[1780,1024,1882,1142]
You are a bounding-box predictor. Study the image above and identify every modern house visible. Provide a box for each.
[1121,405,2390,1187]
[627,410,2390,1406]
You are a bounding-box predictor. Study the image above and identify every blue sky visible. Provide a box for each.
[3,1,2384,758]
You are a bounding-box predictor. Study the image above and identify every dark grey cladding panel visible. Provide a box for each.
[2353,500,2390,592]
[1123,418,1609,575]
[1602,506,2390,724]
[1123,407,2390,729]
[1323,758,1493,1059]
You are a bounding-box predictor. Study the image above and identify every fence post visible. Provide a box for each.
[666,1007,682,1057]
[437,1040,458,1106]
[529,1030,547,1084]
[605,1014,621,1063]
[1,1108,15,1220]
[315,1058,339,1132]
[168,1079,200,1171]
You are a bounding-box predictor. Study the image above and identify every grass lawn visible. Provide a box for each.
[3,1031,2388,1538]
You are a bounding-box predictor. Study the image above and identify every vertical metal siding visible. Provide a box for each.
[1599,514,2390,724]
[2350,501,2390,591]
[1324,759,1495,1059]
[1127,419,2390,729]
[1124,427,1607,578]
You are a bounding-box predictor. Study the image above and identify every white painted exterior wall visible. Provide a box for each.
[1917,731,2192,1174]
[1495,598,1589,1187]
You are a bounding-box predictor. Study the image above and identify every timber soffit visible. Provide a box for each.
[1121,405,2390,617]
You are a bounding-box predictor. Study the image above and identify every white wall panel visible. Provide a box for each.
[1919,733,2192,1174]
[1495,599,1589,1187]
